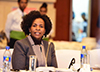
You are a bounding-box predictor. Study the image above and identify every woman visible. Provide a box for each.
[39,3,54,41]
[12,11,57,70]
[39,2,47,15]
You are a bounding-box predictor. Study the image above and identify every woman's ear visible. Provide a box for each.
[44,29,46,35]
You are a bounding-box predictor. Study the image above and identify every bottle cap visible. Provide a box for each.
[82,46,86,49]
[6,46,10,50]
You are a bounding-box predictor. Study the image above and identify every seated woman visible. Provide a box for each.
[12,11,57,70]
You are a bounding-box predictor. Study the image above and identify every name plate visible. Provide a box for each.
[36,67,73,72]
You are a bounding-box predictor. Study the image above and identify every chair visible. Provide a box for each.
[55,49,81,68]
[88,49,100,68]
[0,49,13,68]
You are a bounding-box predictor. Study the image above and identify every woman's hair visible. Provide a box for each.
[40,2,47,12]
[18,0,28,3]
[21,11,52,37]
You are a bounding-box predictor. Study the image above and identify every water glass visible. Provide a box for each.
[29,55,36,72]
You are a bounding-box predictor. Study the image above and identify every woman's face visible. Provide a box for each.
[40,7,47,15]
[29,18,45,40]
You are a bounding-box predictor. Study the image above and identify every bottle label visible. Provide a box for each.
[3,56,11,62]
[81,54,84,58]
[84,54,87,57]
[81,54,87,58]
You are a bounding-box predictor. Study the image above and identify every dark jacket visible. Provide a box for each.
[12,37,57,70]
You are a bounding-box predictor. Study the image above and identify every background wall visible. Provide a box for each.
[0,0,99,41]
[72,0,89,22]
[0,0,56,37]
[54,0,72,41]
[90,0,100,42]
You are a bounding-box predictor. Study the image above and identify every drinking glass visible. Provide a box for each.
[29,55,36,72]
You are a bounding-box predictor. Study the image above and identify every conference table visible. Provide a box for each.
[0,68,99,72]
[0,48,100,72]
[0,68,100,72]
[92,68,100,72]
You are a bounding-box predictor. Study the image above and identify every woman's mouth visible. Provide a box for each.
[35,32,41,35]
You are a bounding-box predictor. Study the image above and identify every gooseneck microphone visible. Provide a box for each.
[36,42,56,72]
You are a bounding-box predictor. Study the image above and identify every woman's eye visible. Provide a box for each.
[33,24,36,27]
[40,25,43,28]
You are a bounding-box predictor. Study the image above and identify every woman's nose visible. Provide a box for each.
[36,26,40,30]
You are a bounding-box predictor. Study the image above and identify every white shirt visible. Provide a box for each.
[72,20,79,39]
[5,8,25,40]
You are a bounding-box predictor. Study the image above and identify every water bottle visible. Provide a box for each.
[80,46,87,68]
[3,46,11,72]
[80,46,91,72]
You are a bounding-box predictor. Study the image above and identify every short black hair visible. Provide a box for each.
[18,0,28,3]
[21,11,52,37]
[81,12,86,16]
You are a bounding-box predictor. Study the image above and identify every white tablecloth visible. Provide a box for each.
[0,48,100,72]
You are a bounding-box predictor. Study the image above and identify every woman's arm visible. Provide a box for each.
[50,42,58,68]
[12,40,26,70]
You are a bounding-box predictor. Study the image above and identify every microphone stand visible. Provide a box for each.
[36,42,56,72]
[45,42,51,67]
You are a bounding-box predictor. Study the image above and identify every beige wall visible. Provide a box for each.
[0,0,56,37]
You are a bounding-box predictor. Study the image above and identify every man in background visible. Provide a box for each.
[76,12,88,42]
[5,0,28,48]
[81,12,88,36]
[72,12,79,41]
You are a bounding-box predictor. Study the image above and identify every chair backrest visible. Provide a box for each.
[88,49,100,68]
[55,49,81,68]
[0,49,13,68]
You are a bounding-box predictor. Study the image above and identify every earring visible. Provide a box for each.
[42,35,45,38]
[29,32,31,35]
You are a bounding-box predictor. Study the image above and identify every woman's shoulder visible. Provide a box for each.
[15,37,30,46]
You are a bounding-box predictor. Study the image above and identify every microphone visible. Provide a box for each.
[36,42,55,72]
